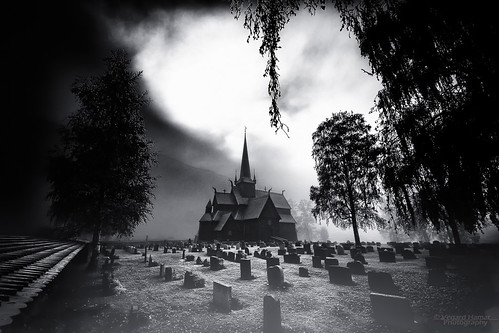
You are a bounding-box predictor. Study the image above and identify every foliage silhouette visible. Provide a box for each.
[47,50,157,267]
[310,111,384,246]
[231,0,499,244]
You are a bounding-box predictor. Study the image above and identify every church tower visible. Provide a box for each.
[235,131,256,198]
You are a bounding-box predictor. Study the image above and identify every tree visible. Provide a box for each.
[310,111,384,246]
[231,0,499,244]
[47,50,157,267]
[289,198,318,241]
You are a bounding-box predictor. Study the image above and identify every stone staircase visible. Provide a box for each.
[0,235,86,331]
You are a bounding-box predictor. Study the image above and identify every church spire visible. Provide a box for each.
[236,129,256,198]
[240,129,251,180]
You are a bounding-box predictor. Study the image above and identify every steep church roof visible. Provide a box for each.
[255,190,291,210]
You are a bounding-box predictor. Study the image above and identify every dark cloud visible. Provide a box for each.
[2,0,232,237]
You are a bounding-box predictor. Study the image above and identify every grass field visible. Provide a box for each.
[8,243,498,333]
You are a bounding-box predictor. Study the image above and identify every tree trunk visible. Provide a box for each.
[88,222,101,270]
[351,215,362,247]
[347,184,361,247]
[448,215,461,246]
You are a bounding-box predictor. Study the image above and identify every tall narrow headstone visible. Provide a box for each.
[263,295,282,333]
[159,264,164,277]
[164,267,175,282]
[240,259,252,280]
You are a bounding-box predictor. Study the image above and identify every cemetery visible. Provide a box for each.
[2,239,498,332]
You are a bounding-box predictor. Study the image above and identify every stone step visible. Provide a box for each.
[0,237,85,329]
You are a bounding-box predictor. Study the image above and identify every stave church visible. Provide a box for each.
[198,133,297,242]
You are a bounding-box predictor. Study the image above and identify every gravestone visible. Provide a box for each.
[314,247,327,259]
[328,266,353,285]
[182,249,185,259]
[210,256,224,271]
[354,253,368,264]
[185,255,195,262]
[378,250,397,263]
[366,246,375,253]
[164,267,175,282]
[228,252,236,262]
[326,247,336,256]
[244,248,250,255]
[394,244,406,255]
[312,256,323,268]
[347,261,367,275]
[324,257,339,269]
[172,248,177,254]
[368,271,397,294]
[427,268,447,286]
[283,253,301,264]
[213,281,232,312]
[236,252,245,262]
[159,264,164,277]
[277,249,287,256]
[203,259,210,267]
[163,247,169,254]
[267,265,284,288]
[304,243,313,254]
[240,259,253,280]
[153,244,159,251]
[335,246,345,255]
[263,295,282,333]
[148,255,159,267]
[402,249,417,259]
[266,257,280,268]
[370,292,415,330]
[183,271,205,288]
[299,267,309,277]
[196,256,203,265]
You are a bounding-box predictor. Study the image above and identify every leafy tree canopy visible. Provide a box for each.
[310,111,384,246]
[47,50,157,243]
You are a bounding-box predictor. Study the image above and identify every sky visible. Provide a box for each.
[4,1,497,243]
